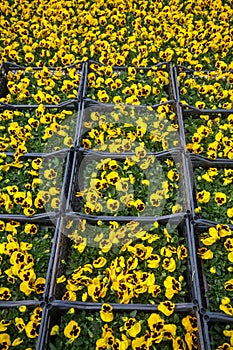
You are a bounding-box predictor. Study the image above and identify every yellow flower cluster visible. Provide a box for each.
[76,155,182,217]
[198,224,233,315]
[195,167,233,224]
[0,220,53,300]
[1,0,233,68]
[0,154,63,216]
[51,308,198,349]
[179,70,233,110]
[1,0,233,348]
[0,106,75,153]
[81,104,179,153]
[55,220,188,306]
[86,63,171,105]
[0,64,82,105]
[0,306,42,348]
[185,113,233,160]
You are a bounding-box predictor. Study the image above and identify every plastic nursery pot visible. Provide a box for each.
[0,215,61,303]
[0,301,46,350]
[192,220,233,316]
[83,60,177,106]
[40,301,205,350]
[48,214,198,306]
[181,106,233,162]
[75,100,183,153]
[0,102,81,154]
[0,60,85,108]
[65,148,189,218]
[202,312,233,350]
[0,150,71,218]
[173,65,233,113]
[188,156,233,225]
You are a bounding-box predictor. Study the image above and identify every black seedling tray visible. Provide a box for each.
[0,301,46,350]
[65,149,189,218]
[40,301,205,350]
[75,100,183,154]
[0,61,85,108]
[0,150,71,218]
[181,106,233,162]
[202,312,233,350]
[0,103,81,154]
[188,156,233,224]
[48,214,199,307]
[174,65,233,114]
[0,215,60,303]
[192,220,233,316]
[83,60,177,105]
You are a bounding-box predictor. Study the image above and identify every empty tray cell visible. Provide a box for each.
[77,102,181,153]
[0,61,84,107]
[84,61,175,105]
[68,150,187,217]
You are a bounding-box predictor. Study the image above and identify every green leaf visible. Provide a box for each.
[49,343,57,350]
[130,310,137,318]
[173,313,180,323]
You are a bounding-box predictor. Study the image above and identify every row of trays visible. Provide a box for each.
[0,215,196,303]
[0,60,233,113]
[0,60,175,108]
[3,300,233,350]
[0,301,204,349]
[0,214,233,349]
[1,98,232,162]
[0,214,230,310]
[2,302,232,349]
[0,147,233,227]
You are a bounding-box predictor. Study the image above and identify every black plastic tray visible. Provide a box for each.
[192,220,233,316]
[0,102,81,154]
[193,218,233,230]
[202,312,233,350]
[75,100,183,154]
[0,61,85,108]
[173,65,233,114]
[188,156,233,224]
[180,106,233,162]
[66,149,189,218]
[40,301,205,350]
[0,301,46,350]
[0,215,60,303]
[83,60,177,105]
[0,150,71,218]
[48,214,199,306]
